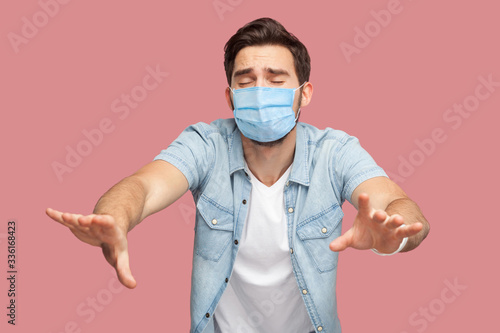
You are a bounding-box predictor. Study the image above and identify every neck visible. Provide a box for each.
[242,129,296,187]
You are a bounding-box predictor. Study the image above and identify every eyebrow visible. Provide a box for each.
[266,67,290,76]
[233,67,290,78]
[233,68,253,78]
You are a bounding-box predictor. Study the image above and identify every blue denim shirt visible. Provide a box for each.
[154,119,387,333]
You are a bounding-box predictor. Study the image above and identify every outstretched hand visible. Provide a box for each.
[46,208,137,289]
[329,193,423,254]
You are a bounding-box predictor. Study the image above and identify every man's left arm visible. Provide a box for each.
[330,176,430,254]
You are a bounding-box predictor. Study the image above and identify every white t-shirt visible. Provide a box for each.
[214,165,314,333]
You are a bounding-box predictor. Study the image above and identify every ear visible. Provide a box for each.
[225,87,234,111]
[299,82,313,108]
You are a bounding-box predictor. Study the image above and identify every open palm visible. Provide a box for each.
[46,208,136,289]
[329,193,423,254]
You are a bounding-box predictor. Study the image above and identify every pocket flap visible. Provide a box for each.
[297,204,343,240]
[197,194,234,232]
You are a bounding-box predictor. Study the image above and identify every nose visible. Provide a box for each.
[231,76,272,90]
[254,77,268,88]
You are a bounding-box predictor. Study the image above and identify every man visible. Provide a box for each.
[46,18,429,333]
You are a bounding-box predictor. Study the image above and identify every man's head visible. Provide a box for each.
[224,18,313,147]
[224,17,311,88]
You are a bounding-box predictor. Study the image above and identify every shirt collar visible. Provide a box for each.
[289,123,310,186]
[228,126,246,175]
[228,123,310,186]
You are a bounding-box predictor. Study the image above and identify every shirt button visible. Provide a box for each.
[321,227,327,234]
[317,326,323,331]
[288,207,294,213]
[290,248,293,254]
[225,278,229,283]
[286,181,290,187]
[212,219,218,225]
[302,289,308,295]
[234,240,239,245]
[242,199,247,204]
[205,313,210,318]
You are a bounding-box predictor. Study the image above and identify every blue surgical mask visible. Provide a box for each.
[231,82,306,142]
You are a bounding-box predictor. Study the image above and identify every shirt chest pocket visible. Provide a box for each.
[296,204,344,273]
[195,194,234,262]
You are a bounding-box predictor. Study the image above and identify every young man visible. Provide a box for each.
[47,18,429,333]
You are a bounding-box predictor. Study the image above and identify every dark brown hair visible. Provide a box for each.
[224,17,311,86]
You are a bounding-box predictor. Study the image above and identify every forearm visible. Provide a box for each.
[93,175,147,233]
[385,197,430,252]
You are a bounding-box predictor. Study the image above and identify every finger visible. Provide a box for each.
[357,193,371,216]
[77,214,97,227]
[373,210,388,223]
[47,208,82,229]
[61,212,84,228]
[46,208,65,224]
[88,215,121,244]
[396,222,423,238]
[115,247,136,289]
[91,214,115,228]
[385,214,404,229]
[101,243,116,267]
[79,215,115,239]
[329,229,353,252]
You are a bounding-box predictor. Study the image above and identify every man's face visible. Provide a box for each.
[226,45,307,147]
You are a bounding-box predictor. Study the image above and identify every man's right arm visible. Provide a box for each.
[94,160,189,232]
[46,160,189,289]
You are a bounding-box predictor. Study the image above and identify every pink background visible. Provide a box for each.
[1,0,499,332]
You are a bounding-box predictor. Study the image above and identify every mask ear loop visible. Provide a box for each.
[229,87,236,111]
[293,82,307,122]
[295,108,301,122]
[295,81,307,91]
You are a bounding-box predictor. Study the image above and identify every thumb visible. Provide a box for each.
[116,248,137,289]
[329,229,353,252]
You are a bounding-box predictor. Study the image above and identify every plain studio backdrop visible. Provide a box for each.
[1,0,498,332]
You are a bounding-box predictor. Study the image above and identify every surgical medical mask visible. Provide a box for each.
[231,82,306,142]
